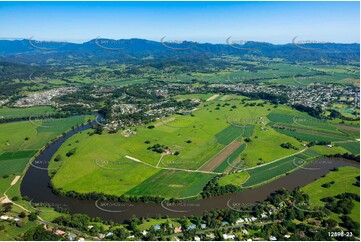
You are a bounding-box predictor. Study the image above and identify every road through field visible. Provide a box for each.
[125,155,221,175]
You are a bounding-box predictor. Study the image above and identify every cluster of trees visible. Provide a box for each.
[292,104,323,118]
[324,153,360,162]
[66,148,76,157]
[51,188,165,204]
[201,176,239,198]
[244,137,252,142]
[147,143,168,153]
[280,142,299,150]
[322,192,360,215]
[321,181,335,188]
[21,225,63,241]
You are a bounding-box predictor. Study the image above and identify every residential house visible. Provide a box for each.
[223,234,236,240]
[270,235,277,241]
[221,221,229,226]
[174,226,182,233]
[236,218,245,224]
[187,224,196,230]
[55,230,66,236]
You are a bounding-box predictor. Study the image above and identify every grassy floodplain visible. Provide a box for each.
[48,94,359,198]
[0,106,55,119]
[301,166,360,223]
[0,115,94,196]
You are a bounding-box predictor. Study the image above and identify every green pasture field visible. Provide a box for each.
[303,149,321,157]
[0,175,14,197]
[275,129,350,143]
[243,125,255,137]
[309,145,350,156]
[49,95,359,198]
[337,141,360,154]
[293,118,339,131]
[126,170,216,198]
[0,217,38,240]
[213,144,247,173]
[215,125,244,145]
[218,172,250,187]
[242,156,305,188]
[336,125,360,139]
[225,63,316,83]
[0,106,55,119]
[301,166,360,223]
[0,115,94,153]
[0,115,95,218]
[267,112,295,124]
[238,126,303,168]
[275,121,348,137]
[0,150,37,177]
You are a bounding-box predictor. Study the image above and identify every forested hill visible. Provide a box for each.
[0,38,359,65]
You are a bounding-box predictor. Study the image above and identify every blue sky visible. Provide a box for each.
[0,1,359,44]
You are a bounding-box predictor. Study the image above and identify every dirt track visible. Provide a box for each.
[199,141,242,172]
[206,94,219,102]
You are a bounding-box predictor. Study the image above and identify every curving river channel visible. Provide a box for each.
[20,120,360,223]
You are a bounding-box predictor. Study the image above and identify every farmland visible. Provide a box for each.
[46,94,359,198]
[0,106,55,119]
[126,170,216,198]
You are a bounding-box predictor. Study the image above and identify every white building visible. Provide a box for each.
[223,234,236,240]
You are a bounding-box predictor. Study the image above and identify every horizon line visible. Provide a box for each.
[0,37,360,45]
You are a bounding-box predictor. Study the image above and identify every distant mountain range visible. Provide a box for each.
[0,38,359,64]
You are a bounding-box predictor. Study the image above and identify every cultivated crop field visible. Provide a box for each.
[48,94,359,198]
